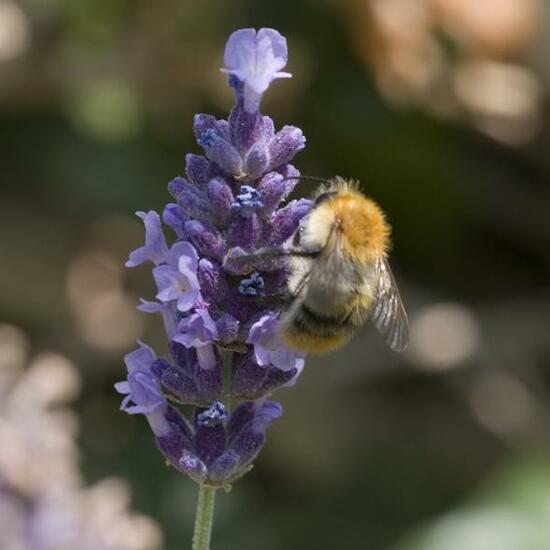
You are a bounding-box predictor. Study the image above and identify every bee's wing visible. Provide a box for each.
[371,255,409,352]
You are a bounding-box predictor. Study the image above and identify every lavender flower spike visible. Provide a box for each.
[221,28,292,113]
[118,26,313,548]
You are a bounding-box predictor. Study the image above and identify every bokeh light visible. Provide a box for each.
[408,302,480,370]
[0,0,29,63]
[66,248,144,352]
[348,0,544,143]
[67,78,143,142]
[469,371,534,437]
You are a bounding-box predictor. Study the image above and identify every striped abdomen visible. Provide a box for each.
[280,290,374,354]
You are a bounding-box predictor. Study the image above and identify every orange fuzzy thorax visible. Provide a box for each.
[327,189,390,263]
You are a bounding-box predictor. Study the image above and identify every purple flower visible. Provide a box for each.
[138,299,177,339]
[170,178,213,224]
[115,343,170,437]
[178,400,283,486]
[197,259,229,305]
[207,178,234,223]
[247,313,305,372]
[244,140,270,179]
[126,211,169,267]
[162,203,186,238]
[256,172,287,216]
[221,28,292,113]
[153,342,223,406]
[198,129,244,177]
[185,154,219,186]
[119,27,311,489]
[266,198,313,246]
[173,309,218,370]
[152,242,201,312]
[268,126,306,170]
[232,352,299,400]
[184,220,227,260]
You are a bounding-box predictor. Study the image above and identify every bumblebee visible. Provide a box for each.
[236,177,409,354]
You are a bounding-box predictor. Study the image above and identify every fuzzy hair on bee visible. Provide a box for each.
[233,177,409,354]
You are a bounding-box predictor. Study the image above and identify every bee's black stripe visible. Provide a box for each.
[292,314,341,338]
[288,304,355,339]
[300,304,351,327]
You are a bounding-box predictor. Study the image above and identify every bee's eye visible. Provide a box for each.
[314,191,337,206]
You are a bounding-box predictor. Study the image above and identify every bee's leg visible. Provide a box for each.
[232,247,320,266]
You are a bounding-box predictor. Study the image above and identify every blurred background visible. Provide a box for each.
[1,0,550,548]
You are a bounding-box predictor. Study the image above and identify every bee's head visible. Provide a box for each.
[300,179,391,263]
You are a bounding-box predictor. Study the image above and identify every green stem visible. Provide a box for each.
[192,484,217,550]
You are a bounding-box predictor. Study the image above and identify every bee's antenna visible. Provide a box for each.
[279,175,333,186]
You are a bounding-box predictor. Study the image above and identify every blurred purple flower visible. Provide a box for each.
[0,326,163,550]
